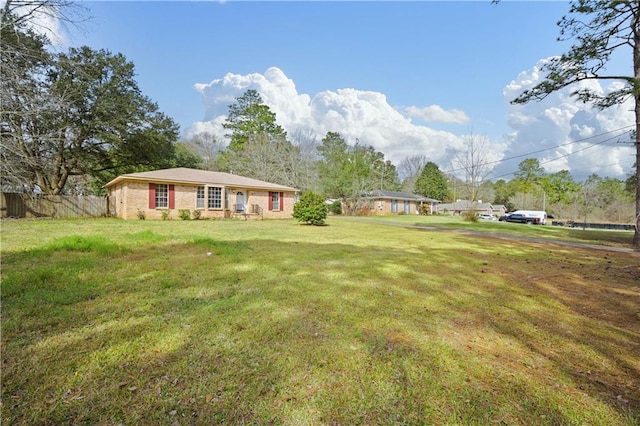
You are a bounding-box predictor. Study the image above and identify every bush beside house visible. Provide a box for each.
[293,191,327,225]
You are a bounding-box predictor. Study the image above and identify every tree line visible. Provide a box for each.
[1,1,182,195]
[179,89,635,224]
[2,1,638,238]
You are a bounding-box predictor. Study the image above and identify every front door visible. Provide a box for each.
[236,192,245,212]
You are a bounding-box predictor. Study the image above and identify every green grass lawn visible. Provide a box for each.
[352,214,637,248]
[2,217,639,425]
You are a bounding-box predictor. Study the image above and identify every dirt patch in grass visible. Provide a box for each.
[530,259,640,328]
[454,235,640,417]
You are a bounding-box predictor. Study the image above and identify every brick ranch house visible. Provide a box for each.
[437,200,507,217]
[347,190,440,215]
[104,168,298,220]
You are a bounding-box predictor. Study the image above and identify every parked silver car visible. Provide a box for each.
[477,213,496,221]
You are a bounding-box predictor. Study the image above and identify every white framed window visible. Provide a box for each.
[208,187,222,209]
[155,184,168,208]
[271,192,280,211]
[196,186,205,209]
[391,199,398,213]
[404,200,410,214]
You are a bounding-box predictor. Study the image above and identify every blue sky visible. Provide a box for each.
[68,1,635,181]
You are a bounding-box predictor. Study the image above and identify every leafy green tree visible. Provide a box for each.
[511,0,640,245]
[540,170,580,204]
[222,89,286,151]
[2,3,178,194]
[596,176,634,223]
[317,132,353,199]
[293,191,327,225]
[342,142,375,206]
[414,162,449,200]
[217,93,318,190]
[593,176,627,204]
[492,179,516,211]
[317,132,396,213]
[2,41,179,194]
[172,142,204,169]
[329,200,342,215]
[49,47,178,193]
[357,140,401,193]
[513,158,545,193]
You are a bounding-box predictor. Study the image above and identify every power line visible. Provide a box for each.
[443,124,634,179]
[488,130,630,180]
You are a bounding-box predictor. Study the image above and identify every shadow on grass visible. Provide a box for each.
[2,231,639,424]
[566,228,635,246]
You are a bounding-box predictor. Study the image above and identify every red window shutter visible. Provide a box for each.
[148,183,156,209]
[168,185,175,209]
[280,192,284,211]
[268,192,273,211]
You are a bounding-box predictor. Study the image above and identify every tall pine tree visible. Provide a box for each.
[222,89,286,151]
[414,162,449,201]
[510,0,640,246]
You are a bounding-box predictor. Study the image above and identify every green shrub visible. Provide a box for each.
[178,209,191,220]
[463,210,479,222]
[137,209,145,220]
[161,209,171,220]
[419,204,432,215]
[192,210,202,220]
[330,200,342,215]
[293,191,328,225]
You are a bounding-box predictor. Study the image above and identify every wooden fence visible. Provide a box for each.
[551,220,635,231]
[1,192,108,219]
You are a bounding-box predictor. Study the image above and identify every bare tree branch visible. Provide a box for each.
[452,133,493,202]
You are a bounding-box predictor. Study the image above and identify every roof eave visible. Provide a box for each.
[104,174,297,192]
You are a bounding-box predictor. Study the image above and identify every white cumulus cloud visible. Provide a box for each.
[404,105,469,124]
[188,67,501,174]
[501,58,635,181]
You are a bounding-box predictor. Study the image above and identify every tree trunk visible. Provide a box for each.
[634,99,640,246]
[634,16,640,248]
